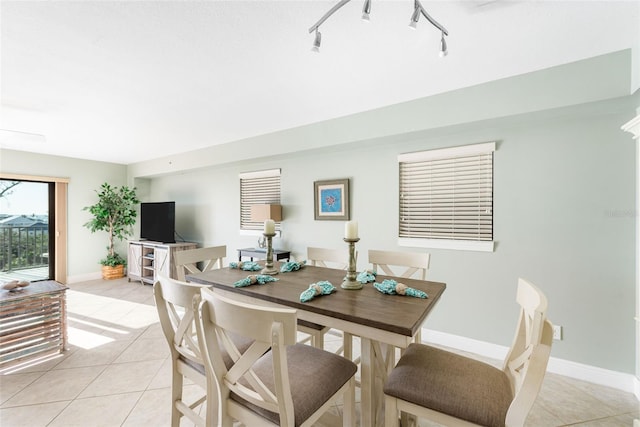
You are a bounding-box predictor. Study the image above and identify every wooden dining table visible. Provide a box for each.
[187,262,446,427]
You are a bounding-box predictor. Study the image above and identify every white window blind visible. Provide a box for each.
[239,169,281,231]
[398,142,495,245]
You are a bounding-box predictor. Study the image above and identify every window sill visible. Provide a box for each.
[398,238,494,252]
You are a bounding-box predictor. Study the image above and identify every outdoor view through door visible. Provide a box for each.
[0,179,53,282]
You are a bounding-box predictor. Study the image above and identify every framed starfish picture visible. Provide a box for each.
[313,178,350,221]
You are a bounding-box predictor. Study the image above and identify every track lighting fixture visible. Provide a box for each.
[439,31,448,57]
[409,3,420,29]
[311,28,322,53]
[309,0,449,56]
[361,0,371,21]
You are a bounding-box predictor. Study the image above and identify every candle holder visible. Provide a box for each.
[261,232,279,275]
[341,237,362,290]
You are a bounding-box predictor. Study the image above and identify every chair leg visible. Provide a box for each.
[344,332,353,361]
[343,377,356,427]
[414,328,422,344]
[204,380,218,427]
[313,330,325,350]
[171,368,184,427]
[385,395,399,427]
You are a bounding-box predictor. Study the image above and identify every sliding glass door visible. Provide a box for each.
[0,179,53,282]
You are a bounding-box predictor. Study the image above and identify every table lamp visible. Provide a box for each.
[251,204,282,248]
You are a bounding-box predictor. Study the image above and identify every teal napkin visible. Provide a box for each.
[280,260,306,273]
[373,279,428,298]
[229,261,262,271]
[356,269,377,284]
[234,274,279,288]
[300,280,336,302]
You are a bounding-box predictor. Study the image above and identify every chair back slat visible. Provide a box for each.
[175,246,226,281]
[368,249,430,280]
[307,246,349,270]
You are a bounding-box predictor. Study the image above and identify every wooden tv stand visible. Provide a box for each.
[127,241,196,285]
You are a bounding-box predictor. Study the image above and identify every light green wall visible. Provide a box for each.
[128,51,638,375]
[0,149,128,278]
[0,50,636,376]
[140,99,636,374]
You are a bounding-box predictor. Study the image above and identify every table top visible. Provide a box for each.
[1,280,68,303]
[187,263,446,338]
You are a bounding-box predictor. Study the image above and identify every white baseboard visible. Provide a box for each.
[66,272,102,284]
[422,328,639,396]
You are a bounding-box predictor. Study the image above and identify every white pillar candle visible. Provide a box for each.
[345,220,358,239]
[264,219,275,234]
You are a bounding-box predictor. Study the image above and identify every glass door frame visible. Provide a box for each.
[0,173,68,284]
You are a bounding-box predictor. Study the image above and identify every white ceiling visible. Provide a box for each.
[1,0,638,165]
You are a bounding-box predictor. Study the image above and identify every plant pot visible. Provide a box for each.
[102,264,125,280]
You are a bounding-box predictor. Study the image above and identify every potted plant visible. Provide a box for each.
[84,182,139,280]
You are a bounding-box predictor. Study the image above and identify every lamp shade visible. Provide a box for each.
[250,204,282,222]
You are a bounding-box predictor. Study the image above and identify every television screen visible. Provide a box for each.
[140,202,175,243]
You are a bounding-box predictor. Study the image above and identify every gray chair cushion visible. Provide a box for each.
[384,343,513,427]
[231,343,357,426]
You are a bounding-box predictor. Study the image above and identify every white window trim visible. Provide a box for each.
[398,237,495,252]
[238,168,281,180]
[398,142,496,253]
[398,142,495,163]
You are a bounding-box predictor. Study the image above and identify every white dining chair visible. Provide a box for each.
[368,249,430,344]
[154,274,252,427]
[307,246,349,270]
[384,278,553,427]
[368,249,430,280]
[174,245,226,282]
[297,247,351,350]
[153,275,212,427]
[195,288,357,427]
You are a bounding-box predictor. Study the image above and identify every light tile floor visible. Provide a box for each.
[1,278,638,426]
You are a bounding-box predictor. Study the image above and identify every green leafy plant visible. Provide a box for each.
[83,183,139,266]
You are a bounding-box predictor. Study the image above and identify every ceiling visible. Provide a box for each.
[1,1,638,165]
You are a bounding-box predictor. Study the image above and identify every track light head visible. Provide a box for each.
[439,32,448,57]
[311,29,322,53]
[309,0,449,56]
[409,5,420,29]
[362,0,371,21]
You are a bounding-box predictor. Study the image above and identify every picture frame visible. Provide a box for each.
[314,178,350,221]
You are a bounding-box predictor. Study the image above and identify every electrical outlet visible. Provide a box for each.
[552,324,563,341]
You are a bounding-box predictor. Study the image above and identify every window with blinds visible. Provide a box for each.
[239,169,281,231]
[398,142,495,251]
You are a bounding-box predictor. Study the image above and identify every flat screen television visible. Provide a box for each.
[140,201,176,243]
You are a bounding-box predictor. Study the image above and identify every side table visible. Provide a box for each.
[0,280,68,367]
